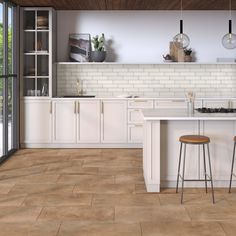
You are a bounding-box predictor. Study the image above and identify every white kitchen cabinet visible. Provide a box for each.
[200,120,235,180]
[52,100,77,143]
[101,100,127,143]
[128,124,143,143]
[77,100,100,143]
[20,99,52,143]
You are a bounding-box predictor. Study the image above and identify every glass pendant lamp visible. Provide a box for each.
[173,0,190,49]
[222,0,236,49]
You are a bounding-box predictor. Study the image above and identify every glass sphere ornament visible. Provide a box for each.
[222,33,236,49]
[173,33,190,49]
[222,20,236,49]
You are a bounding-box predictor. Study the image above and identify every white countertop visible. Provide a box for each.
[142,109,236,121]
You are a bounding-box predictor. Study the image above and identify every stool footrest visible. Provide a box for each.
[178,174,212,182]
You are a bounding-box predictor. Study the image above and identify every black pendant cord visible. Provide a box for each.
[180,19,183,34]
[229,20,232,34]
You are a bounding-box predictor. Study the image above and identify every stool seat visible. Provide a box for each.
[179,135,210,144]
[234,136,236,142]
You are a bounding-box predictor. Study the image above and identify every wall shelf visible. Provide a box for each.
[56,62,236,65]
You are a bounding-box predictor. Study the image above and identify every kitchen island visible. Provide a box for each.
[142,109,236,192]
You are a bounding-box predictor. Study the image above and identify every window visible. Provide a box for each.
[0,1,18,160]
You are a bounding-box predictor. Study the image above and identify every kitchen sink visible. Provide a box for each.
[63,95,96,98]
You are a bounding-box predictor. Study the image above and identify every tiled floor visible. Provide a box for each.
[0,148,235,235]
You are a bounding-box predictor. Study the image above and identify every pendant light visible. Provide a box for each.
[222,0,236,49]
[173,0,190,49]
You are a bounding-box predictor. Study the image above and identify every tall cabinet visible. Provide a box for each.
[21,7,56,97]
[20,8,56,144]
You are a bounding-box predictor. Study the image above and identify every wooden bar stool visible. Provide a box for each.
[229,136,236,193]
[176,135,215,204]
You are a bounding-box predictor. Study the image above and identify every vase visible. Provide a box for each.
[91,51,106,62]
[184,55,192,62]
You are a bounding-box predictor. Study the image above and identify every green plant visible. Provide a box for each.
[184,48,192,56]
[91,33,105,51]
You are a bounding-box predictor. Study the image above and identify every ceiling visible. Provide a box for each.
[11,0,236,10]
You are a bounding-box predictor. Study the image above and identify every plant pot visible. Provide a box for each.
[184,55,192,62]
[91,51,106,62]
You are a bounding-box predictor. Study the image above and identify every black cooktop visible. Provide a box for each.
[196,107,236,113]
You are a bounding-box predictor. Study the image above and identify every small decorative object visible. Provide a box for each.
[69,34,91,62]
[184,48,192,62]
[76,79,83,95]
[163,54,172,62]
[91,33,106,62]
[170,41,184,62]
[37,15,48,29]
[185,91,195,114]
[41,83,48,96]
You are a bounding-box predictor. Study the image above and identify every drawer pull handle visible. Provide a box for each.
[50,101,52,114]
[101,102,104,114]
[134,100,148,103]
[77,102,80,114]
[74,102,76,114]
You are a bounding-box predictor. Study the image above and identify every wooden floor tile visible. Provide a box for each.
[58,222,141,236]
[0,222,60,236]
[0,206,42,222]
[141,221,226,236]
[23,193,92,207]
[115,206,191,223]
[38,206,114,222]
[74,183,135,194]
[93,194,159,207]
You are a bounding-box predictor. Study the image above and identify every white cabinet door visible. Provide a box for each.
[53,100,77,143]
[128,124,143,143]
[77,100,100,143]
[21,99,52,143]
[101,100,127,143]
[201,121,235,180]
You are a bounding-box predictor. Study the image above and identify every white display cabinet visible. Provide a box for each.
[20,7,56,98]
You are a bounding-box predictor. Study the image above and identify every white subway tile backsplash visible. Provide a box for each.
[57,64,236,97]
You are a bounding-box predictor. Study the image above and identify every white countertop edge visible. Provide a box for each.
[56,62,236,65]
[21,97,236,100]
[142,109,236,121]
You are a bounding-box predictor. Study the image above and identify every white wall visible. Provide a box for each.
[57,11,236,63]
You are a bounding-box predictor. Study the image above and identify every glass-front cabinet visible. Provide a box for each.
[22,8,55,97]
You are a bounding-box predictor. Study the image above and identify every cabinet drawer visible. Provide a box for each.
[128,124,143,143]
[203,100,230,108]
[128,99,154,109]
[128,109,144,123]
[155,100,187,109]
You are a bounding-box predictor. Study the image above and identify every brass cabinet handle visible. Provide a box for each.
[77,102,80,114]
[101,102,104,114]
[74,101,76,114]
[134,100,148,103]
[50,101,52,114]
[171,100,185,103]
[134,124,143,127]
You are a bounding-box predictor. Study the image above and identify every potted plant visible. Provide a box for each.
[184,48,192,62]
[91,33,106,62]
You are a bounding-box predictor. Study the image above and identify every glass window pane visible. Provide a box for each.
[8,77,12,150]
[8,6,13,74]
[0,2,3,156]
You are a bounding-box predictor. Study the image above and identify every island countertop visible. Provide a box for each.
[142,109,236,121]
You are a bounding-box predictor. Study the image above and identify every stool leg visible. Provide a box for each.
[203,144,208,193]
[181,144,186,204]
[229,141,236,193]
[176,142,183,193]
[207,144,215,204]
